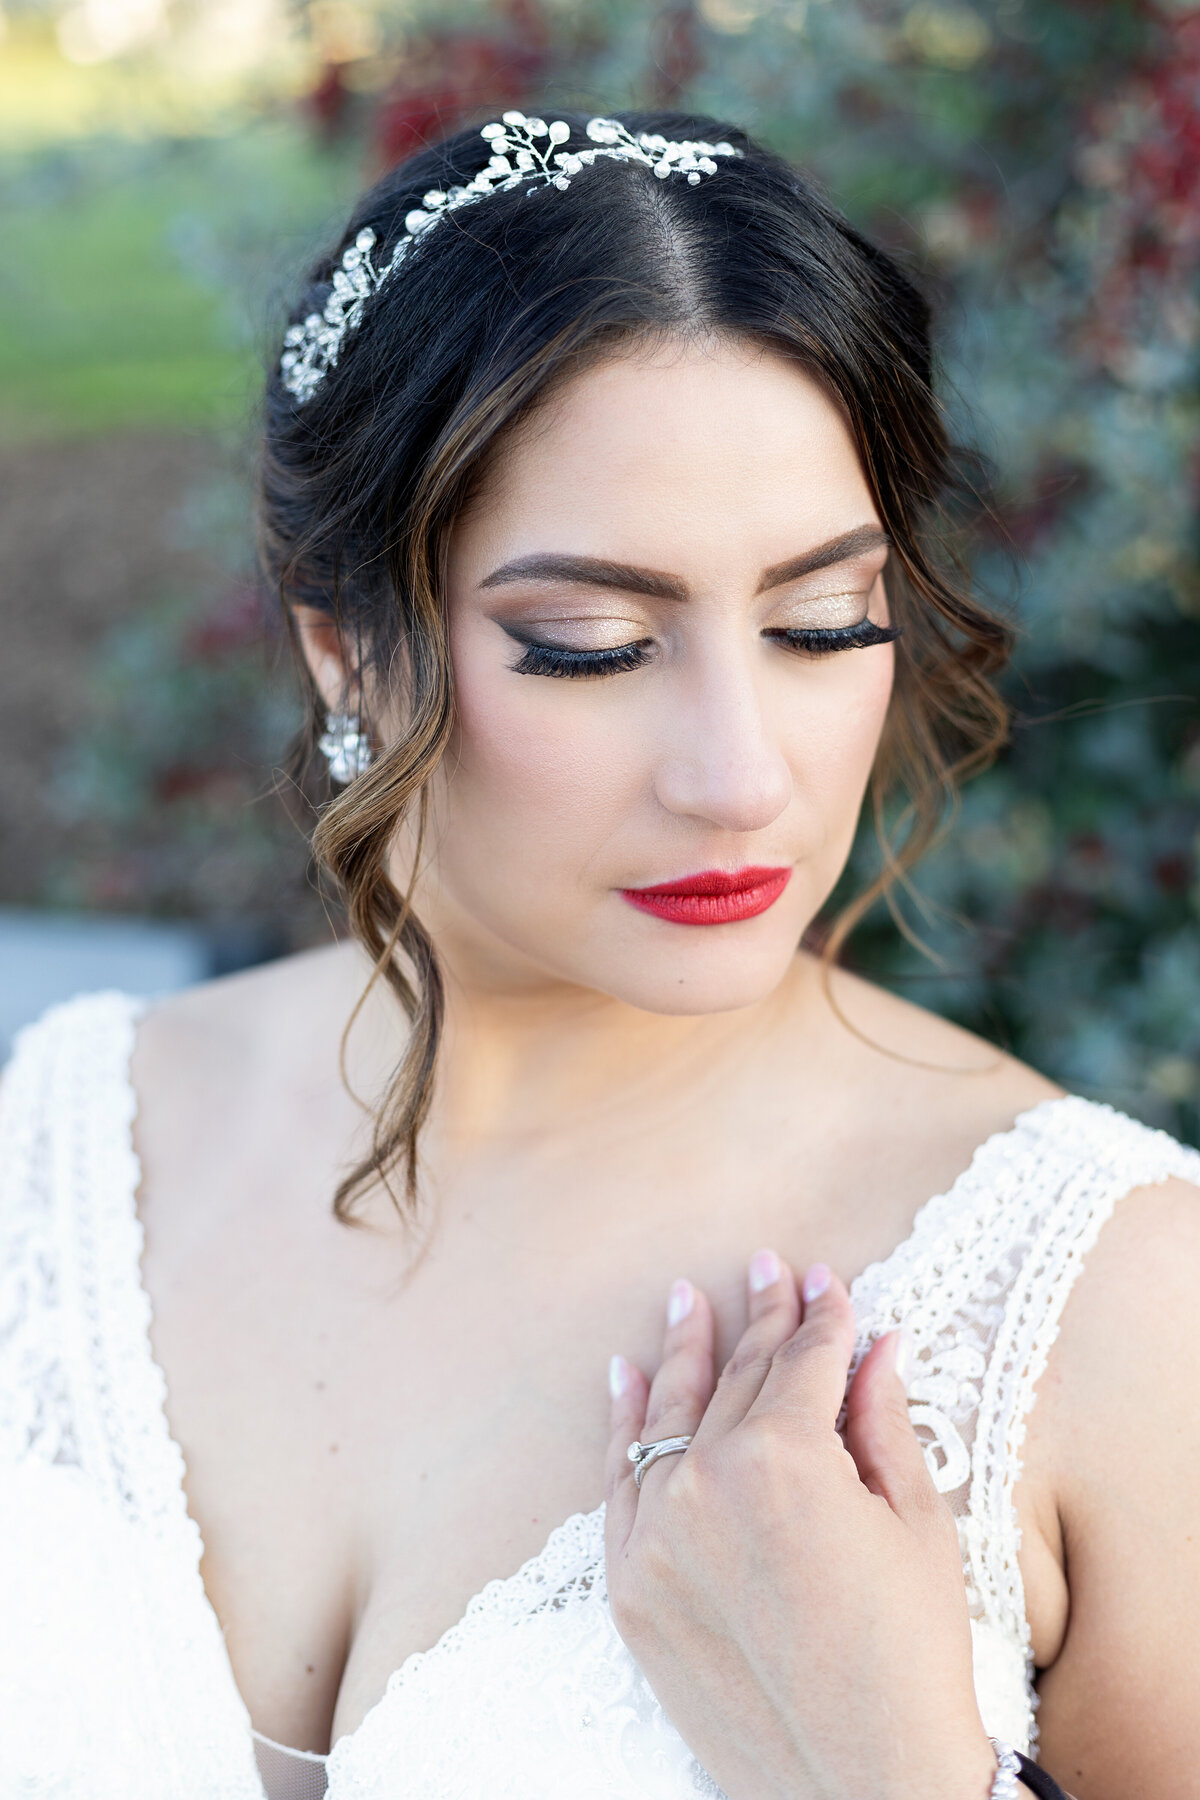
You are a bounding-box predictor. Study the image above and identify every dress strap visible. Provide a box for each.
[1,992,151,1476]
[1,989,267,1798]
[842,1095,1200,1753]
[970,1099,1200,1658]
[0,993,80,1470]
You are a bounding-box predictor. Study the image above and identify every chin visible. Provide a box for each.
[578,935,805,1018]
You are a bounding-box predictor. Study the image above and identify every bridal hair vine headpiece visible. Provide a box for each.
[280,112,741,404]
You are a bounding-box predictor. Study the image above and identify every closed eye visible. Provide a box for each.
[509,640,654,678]
[509,619,900,678]
[764,619,901,656]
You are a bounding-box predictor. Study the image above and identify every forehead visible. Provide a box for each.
[456,335,878,579]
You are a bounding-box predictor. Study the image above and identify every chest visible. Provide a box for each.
[139,1174,798,1748]
[140,1130,1066,1755]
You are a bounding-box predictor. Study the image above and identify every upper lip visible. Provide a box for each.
[622,866,791,897]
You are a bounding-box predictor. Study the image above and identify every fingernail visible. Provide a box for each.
[892,1330,915,1393]
[802,1262,831,1303]
[667,1278,694,1327]
[609,1353,629,1399]
[748,1247,781,1293]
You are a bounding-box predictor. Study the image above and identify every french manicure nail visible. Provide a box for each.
[748,1248,781,1293]
[667,1278,694,1327]
[802,1262,831,1303]
[892,1331,915,1393]
[609,1353,629,1399]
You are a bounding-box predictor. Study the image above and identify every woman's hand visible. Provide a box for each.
[604,1253,1001,1800]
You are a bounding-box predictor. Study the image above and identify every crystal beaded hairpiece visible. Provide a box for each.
[280,112,741,404]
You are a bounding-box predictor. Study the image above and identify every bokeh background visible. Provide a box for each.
[0,0,1197,1140]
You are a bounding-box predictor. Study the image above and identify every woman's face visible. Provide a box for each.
[415,335,895,1016]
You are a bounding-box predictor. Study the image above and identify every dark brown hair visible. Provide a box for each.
[259,108,1011,1222]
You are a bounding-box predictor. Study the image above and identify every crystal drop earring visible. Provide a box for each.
[317,712,374,784]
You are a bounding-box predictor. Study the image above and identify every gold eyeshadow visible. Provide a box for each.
[501,616,648,653]
[771,591,872,631]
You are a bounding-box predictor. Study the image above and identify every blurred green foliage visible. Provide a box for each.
[0,126,360,438]
[11,0,1199,1138]
[48,578,314,924]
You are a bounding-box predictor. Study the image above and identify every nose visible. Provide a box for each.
[651,652,793,833]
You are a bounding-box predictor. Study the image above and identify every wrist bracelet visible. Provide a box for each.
[988,1738,1022,1798]
[1015,1751,1073,1800]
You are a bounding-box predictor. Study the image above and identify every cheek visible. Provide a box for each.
[780,647,895,819]
[441,642,645,886]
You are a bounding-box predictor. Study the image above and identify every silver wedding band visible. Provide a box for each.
[626,1435,693,1489]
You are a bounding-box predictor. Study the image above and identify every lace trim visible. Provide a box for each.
[324,1506,611,1766]
[846,1094,1200,1753]
[841,1099,1066,1550]
[51,995,195,1539]
[0,1007,78,1469]
[977,1101,1200,1754]
[20,991,262,1795]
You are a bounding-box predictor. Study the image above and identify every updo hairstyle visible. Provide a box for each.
[258,108,1012,1221]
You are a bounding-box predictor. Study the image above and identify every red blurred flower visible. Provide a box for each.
[650,4,701,107]
[308,62,351,141]
[1075,6,1200,363]
[371,5,551,176]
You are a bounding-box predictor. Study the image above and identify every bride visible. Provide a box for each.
[2,109,1197,1800]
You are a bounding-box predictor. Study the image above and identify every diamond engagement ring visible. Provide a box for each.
[627,1435,693,1489]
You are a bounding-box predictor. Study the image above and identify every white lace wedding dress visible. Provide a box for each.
[3,991,1199,1800]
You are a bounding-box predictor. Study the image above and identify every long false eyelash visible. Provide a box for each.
[510,618,901,679]
[510,641,653,678]
[765,620,902,656]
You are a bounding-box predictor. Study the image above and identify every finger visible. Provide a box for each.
[747,1260,857,1436]
[603,1351,650,1552]
[693,1249,800,1442]
[635,1277,715,1491]
[842,1330,940,1523]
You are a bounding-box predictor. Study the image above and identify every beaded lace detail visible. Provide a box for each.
[841,1094,1200,1756]
[2,991,1198,1799]
[0,1011,77,1472]
[0,993,263,1799]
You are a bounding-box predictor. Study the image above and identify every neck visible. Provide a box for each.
[427,947,828,1155]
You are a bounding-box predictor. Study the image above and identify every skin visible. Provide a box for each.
[126,337,1200,1795]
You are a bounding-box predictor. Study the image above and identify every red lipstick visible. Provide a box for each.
[620,865,791,926]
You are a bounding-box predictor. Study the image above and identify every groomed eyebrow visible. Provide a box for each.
[478,526,889,602]
[479,552,687,601]
[756,524,890,593]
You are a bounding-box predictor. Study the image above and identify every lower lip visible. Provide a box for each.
[620,867,792,926]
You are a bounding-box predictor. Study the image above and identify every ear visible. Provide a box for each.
[291,605,359,715]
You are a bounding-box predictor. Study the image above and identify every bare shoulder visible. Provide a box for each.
[835,964,1200,1480]
[817,959,1064,1143]
[1027,1168,1200,1479]
[130,938,377,1231]
[135,933,396,1099]
[1020,1169,1200,1789]
[135,937,357,1071]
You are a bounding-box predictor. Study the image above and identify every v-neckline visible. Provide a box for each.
[88,990,1069,1780]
